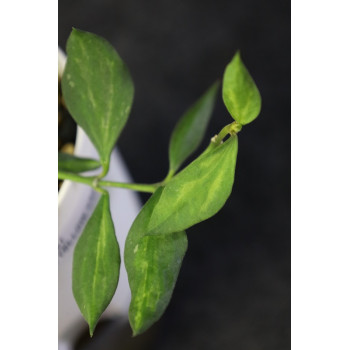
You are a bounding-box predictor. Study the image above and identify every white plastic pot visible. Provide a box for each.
[58,48,141,349]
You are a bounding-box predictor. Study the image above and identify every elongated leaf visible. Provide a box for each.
[125,188,188,335]
[62,29,134,170]
[73,193,120,336]
[147,135,238,235]
[125,136,238,335]
[168,82,219,174]
[58,152,100,173]
[222,52,261,125]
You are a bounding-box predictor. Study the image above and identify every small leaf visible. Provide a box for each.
[125,188,188,335]
[62,28,134,171]
[222,52,261,125]
[73,193,120,336]
[58,152,100,173]
[168,82,219,174]
[147,135,239,235]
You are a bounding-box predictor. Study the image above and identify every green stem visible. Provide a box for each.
[58,171,157,193]
[163,169,175,185]
[98,180,157,193]
[212,121,242,146]
[98,161,110,179]
[58,171,94,186]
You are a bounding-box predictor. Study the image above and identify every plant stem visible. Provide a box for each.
[98,161,110,179]
[58,122,243,194]
[58,171,94,186]
[212,121,242,146]
[98,180,157,193]
[58,171,157,193]
[162,169,175,185]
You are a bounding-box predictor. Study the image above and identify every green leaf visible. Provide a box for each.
[62,28,134,172]
[147,135,239,235]
[222,52,261,125]
[125,188,188,335]
[58,152,100,173]
[125,136,237,335]
[73,193,120,336]
[168,82,219,174]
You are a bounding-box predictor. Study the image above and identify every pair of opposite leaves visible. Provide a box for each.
[61,29,261,336]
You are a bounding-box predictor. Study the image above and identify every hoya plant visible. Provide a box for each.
[58,28,261,337]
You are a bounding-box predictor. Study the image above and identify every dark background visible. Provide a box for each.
[59,0,290,349]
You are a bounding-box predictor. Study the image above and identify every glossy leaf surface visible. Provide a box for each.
[58,152,100,173]
[62,28,134,169]
[222,52,261,125]
[168,82,219,173]
[125,188,188,335]
[147,135,239,235]
[73,193,120,336]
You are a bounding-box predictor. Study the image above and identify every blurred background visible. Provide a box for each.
[59,0,290,349]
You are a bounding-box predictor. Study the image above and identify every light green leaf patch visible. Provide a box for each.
[73,193,120,336]
[125,188,188,335]
[58,152,100,173]
[222,52,261,125]
[62,28,134,172]
[147,135,239,235]
[168,82,219,174]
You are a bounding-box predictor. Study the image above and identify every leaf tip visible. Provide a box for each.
[211,79,220,95]
[131,329,139,337]
[131,323,148,337]
[89,323,96,337]
[213,78,221,89]
[129,308,152,337]
[130,320,142,337]
[70,27,81,37]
